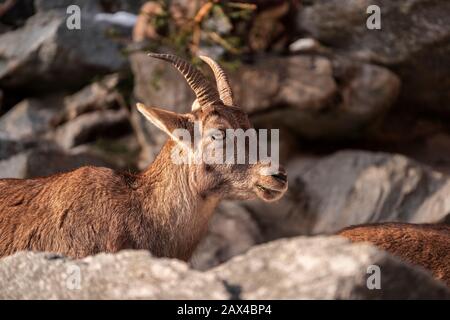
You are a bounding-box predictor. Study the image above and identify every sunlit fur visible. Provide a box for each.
[0,65,288,261]
[339,223,450,286]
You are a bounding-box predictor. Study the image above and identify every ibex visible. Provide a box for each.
[0,53,288,260]
[339,222,450,286]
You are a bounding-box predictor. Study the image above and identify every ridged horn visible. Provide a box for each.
[199,55,235,107]
[147,53,221,108]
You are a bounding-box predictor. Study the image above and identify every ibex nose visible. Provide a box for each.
[272,172,287,183]
[271,166,287,183]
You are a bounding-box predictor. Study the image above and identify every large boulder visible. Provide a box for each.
[0,237,448,299]
[0,96,62,140]
[212,236,450,299]
[0,132,36,161]
[244,150,450,239]
[0,146,112,179]
[0,10,127,92]
[297,0,450,114]
[52,108,130,149]
[0,250,228,299]
[235,55,400,140]
[190,201,262,270]
[54,74,123,125]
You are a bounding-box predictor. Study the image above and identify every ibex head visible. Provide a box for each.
[137,53,287,202]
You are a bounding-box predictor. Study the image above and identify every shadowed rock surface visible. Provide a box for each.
[0,146,113,179]
[212,236,450,299]
[298,0,450,114]
[245,150,450,239]
[0,250,228,299]
[190,201,262,270]
[0,237,448,299]
[0,10,127,91]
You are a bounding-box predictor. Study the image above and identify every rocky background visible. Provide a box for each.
[0,0,449,299]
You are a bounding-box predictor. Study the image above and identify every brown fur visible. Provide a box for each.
[0,79,288,260]
[0,142,210,260]
[338,222,450,286]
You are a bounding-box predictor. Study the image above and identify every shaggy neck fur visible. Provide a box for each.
[138,141,220,260]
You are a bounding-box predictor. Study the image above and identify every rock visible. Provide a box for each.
[0,74,125,142]
[289,37,328,54]
[0,250,228,299]
[244,150,450,239]
[35,0,147,15]
[1,237,448,299]
[0,97,61,140]
[52,108,130,149]
[213,236,450,299]
[0,146,112,179]
[297,0,450,114]
[0,0,34,29]
[0,133,36,160]
[97,0,148,14]
[239,55,400,140]
[54,74,124,125]
[34,0,101,13]
[190,201,262,271]
[70,134,141,170]
[0,10,127,92]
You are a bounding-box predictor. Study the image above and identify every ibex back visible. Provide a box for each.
[0,53,288,260]
[339,222,450,286]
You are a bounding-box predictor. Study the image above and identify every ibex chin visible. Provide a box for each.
[339,222,450,286]
[0,53,288,260]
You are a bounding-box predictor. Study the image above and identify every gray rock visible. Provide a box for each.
[0,250,228,299]
[0,10,127,91]
[190,202,262,271]
[0,0,34,29]
[1,237,448,299]
[213,236,450,299]
[34,0,101,13]
[242,55,400,140]
[70,134,141,170]
[0,97,61,140]
[52,108,130,149]
[55,74,123,125]
[35,0,147,15]
[244,150,450,239]
[0,146,112,179]
[0,133,35,160]
[297,0,450,114]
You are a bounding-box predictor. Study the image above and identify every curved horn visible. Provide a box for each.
[199,55,235,107]
[147,53,221,108]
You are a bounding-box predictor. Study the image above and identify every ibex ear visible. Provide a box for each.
[136,103,191,143]
[191,99,201,111]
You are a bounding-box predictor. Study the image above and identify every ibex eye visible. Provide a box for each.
[211,132,224,141]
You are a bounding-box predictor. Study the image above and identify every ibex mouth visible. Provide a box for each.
[255,183,286,202]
